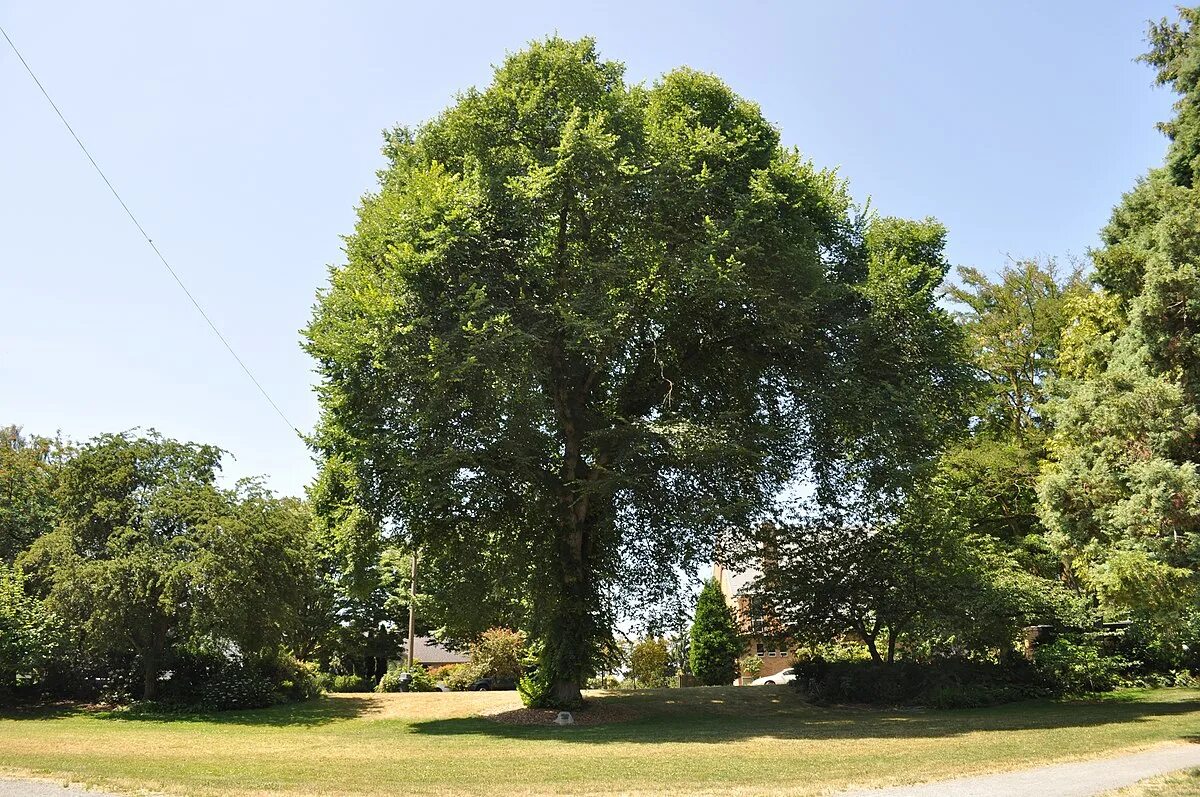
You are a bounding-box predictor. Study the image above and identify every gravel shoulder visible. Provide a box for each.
[0,779,120,797]
[838,743,1200,797]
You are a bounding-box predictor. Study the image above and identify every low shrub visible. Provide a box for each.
[739,655,763,682]
[427,664,456,681]
[791,658,1049,708]
[518,669,555,708]
[920,683,1029,710]
[199,662,275,711]
[328,674,372,693]
[438,663,485,691]
[262,653,322,703]
[376,664,436,693]
[0,565,63,700]
[471,628,525,680]
[1034,638,1132,694]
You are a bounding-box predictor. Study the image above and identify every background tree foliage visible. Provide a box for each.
[629,637,670,688]
[22,432,317,700]
[1039,8,1200,631]
[0,563,62,695]
[0,426,64,563]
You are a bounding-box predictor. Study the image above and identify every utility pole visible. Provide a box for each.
[406,550,418,667]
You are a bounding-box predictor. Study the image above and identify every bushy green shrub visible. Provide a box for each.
[739,655,763,681]
[328,674,372,693]
[921,683,1029,709]
[375,664,436,693]
[0,564,63,698]
[199,662,275,711]
[262,653,322,703]
[1034,638,1132,694]
[471,628,525,680]
[440,662,485,691]
[791,658,1049,708]
[157,650,322,710]
[518,669,555,708]
[795,641,873,663]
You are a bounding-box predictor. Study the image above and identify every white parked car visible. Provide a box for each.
[750,667,796,686]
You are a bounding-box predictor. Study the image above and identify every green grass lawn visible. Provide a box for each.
[1113,768,1200,796]
[2,687,1200,796]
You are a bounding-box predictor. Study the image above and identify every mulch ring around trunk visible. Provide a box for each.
[481,703,640,726]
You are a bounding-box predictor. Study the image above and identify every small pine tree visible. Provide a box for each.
[689,578,742,685]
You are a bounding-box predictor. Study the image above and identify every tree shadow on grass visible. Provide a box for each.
[0,696,374,728]
[409,688,1200,745]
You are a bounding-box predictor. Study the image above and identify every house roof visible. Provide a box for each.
[713,563,760,599]
[411,635,471,664]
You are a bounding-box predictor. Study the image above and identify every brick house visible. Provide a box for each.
[712,564,794,684]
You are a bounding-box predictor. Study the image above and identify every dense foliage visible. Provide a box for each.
[754,8,1200,697]
[688,579,741,686]
[629,638,670,688]
[305,35,978,706]
[0,563,62,696]
[10,11,1200,713]
[1038,8,1200,642]
[0,426,63,563]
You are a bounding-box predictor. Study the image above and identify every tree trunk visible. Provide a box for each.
[138,613,169,701]
[886,629,898,664]
[142,657,158,701]
[864,635,883,664]
[545,512,589,707]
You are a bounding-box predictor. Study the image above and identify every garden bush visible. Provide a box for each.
[155,649,322,710]
[470,628,525,680]
[328,674,372,693]
[0,564,63,700]
[739,655,763,682]
[1034,637,1132,694]
[427,663,456,681]
[376,664,436,693]
[199,661,275,711]
[791,657,1050,708]
[262,652,322,703]
[438,662,485,691]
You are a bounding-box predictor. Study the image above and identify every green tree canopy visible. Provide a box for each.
[305,36,966,705]
[629,637,669,688]
[22,432,316,700]
[1039,8,1200,628]
[0,426,65,563]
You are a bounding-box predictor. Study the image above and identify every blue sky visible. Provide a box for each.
[0,1,1179,497]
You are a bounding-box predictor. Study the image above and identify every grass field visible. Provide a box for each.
[2,687,1200,796]
[1113,768,1200,796]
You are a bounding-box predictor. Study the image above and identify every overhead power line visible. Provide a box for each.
[1,24,303,440]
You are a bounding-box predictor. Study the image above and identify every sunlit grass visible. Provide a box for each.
[1110,768,1200,795]
[1,686,1199,796]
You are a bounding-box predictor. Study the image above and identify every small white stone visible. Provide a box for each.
[554,711,574,725]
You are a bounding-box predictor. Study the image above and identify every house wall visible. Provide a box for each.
[715,564,794,684]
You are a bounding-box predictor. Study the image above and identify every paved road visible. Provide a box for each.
[0,780,118,797]
[839,743,1200,796]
